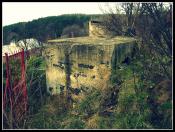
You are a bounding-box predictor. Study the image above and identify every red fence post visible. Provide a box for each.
[4,53,13,128]
[21,49,28,112]
[4,53,13,108]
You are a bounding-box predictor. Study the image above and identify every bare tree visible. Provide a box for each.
[141,3,172,57]
[99,3,125,36]
[121,3,141,36]
[16,39,40,51]
[100,3,141,36]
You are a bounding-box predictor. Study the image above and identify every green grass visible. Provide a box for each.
[15,56,171,129]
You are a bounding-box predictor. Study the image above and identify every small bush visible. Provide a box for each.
[63,116,85,129]
[77,89,101,117]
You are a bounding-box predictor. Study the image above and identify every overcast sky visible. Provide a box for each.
[3,2,171,26]
[2,2,118,26]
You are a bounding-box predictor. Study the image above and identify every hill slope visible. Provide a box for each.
[3,14,102,45]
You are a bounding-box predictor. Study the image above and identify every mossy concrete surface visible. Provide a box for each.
[48,36,135,45]
[43,36,136,95]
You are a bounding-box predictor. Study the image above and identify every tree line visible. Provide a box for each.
[3,14,102,45]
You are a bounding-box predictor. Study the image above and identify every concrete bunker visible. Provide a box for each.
[43,20,137,95]
[43,36,137,95]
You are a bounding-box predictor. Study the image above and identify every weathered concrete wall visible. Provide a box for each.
[43,37,136,95]
[89,21,108,37]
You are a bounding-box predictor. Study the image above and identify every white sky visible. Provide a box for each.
[2,2,118,26]
[3,2,171,26]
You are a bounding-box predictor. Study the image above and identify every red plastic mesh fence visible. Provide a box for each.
[3,49,28,123]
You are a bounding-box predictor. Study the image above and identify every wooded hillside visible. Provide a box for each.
[3,14,102,44]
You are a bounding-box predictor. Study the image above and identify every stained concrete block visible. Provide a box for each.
[43,36,136,95]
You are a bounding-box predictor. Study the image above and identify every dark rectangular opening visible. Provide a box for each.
[78,64,94,69]
[91,20,102,24]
